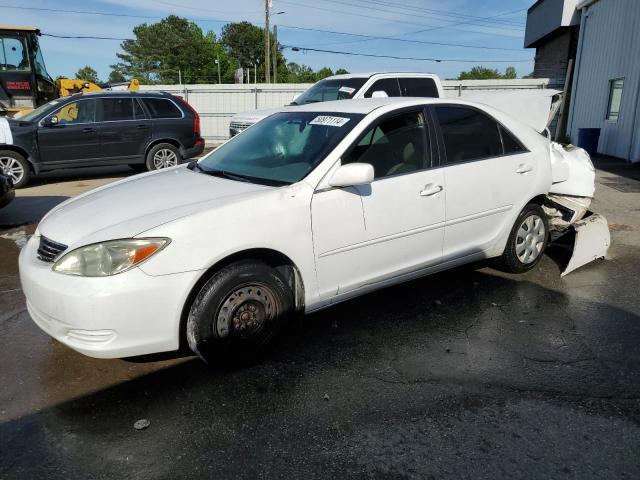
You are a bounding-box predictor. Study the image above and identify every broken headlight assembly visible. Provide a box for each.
[53,238,170,277]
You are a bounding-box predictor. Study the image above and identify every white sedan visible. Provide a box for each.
[19,98,606,364]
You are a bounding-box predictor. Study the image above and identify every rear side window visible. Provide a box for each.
[500,125,525,154]
[400,78,439,98]
[100,98,134,121]
[134,99,146,119]
[364,78,401,98]
[435,106,502,164]
[142,98,182,119]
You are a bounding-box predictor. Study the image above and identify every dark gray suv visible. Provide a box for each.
[0,91,204,187]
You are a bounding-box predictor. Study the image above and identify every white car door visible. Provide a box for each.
[431,105,539,261]
[311,109,445,301]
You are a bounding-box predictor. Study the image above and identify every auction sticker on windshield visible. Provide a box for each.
[338,86,356,95]
[309,116,351,127]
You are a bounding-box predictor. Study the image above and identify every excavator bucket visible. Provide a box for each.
[560,213,611,276]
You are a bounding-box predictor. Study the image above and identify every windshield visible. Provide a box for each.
[17,99,62,122]
[291,78,367,105]
[198,111,364,185]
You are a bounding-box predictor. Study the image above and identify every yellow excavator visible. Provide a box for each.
[0,26,139,118]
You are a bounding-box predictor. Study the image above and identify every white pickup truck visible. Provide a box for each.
[228,72,444,137]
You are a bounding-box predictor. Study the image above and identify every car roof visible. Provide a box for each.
[68,90,172,99]
[288,97,451,114]
[326,72,438,80]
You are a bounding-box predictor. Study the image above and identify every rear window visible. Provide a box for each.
[400,78,439,98]
[142,98,182,119]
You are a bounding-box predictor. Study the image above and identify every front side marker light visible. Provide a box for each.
[52,238,170,277]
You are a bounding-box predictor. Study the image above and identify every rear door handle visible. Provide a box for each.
[82,127,95,133]
[515,164,533,174]
[419,184,443,197]
[136,124,150,129]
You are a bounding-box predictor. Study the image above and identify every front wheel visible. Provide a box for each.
[186,261,294,365]
[0,150,31,188]
[145,143,182,171]
[497,203,549,273]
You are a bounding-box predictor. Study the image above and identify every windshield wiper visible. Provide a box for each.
[199,167,253,183]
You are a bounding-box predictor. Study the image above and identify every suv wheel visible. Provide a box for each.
[186,260,294,365]
[145,143,182,171]
[0,150,31,188]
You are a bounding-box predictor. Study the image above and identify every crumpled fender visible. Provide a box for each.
[561,213,611,276]
[549,142,595,197]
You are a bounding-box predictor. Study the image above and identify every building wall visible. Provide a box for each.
[567,0,640,161]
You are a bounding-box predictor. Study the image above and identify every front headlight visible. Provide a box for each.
[53,238,170,277]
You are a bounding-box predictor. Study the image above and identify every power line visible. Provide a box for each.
[312,0,524,30]
[43,33,129,41]
[284,45,532,63]
[280,25,524,51]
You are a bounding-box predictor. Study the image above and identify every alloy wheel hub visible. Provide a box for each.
[515,214,546,264]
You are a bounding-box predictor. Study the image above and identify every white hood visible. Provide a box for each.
[464,89,563,133]
[38,166,273,247]
[0,118,13,144]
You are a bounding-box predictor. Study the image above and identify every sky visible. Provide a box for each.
[2,0,535,82]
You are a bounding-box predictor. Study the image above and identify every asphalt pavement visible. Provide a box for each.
[0,158,639,479]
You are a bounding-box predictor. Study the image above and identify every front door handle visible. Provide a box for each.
[419,184,443,197]
[82,127,95,133]
[515,164,533,174]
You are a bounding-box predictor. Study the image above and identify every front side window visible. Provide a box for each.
[364,78,401,98]
[291,78,367,105]
[100,98,134,122]
[198,111,363,185]
[0,36,29,71]
[400,78,439,98]
[435,106,502,164]
[142,98,182,119]
[606,78,624,122]
[54,99,97,125]
[343,111,431,179]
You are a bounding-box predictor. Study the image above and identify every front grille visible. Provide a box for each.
[229,121,253,132]
[37,236,68,263]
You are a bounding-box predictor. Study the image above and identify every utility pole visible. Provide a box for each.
[272,25,278,83]
[216,54,221,84]
[178,68,182,85]
[264,0,271,83]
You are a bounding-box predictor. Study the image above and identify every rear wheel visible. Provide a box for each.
[0,150,30,188]
[186,260,293,365]
[497,203,548,273]
[145,143,182,171]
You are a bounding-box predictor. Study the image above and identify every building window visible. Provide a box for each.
[606,78,624,122]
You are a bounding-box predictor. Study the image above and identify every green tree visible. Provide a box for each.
[108,69,127,83]
[503,66,517,79]
[458,65,518,80]
[315,67,334,80]
[75,65,100,84]
[334,68,349,75]
[220,21,285,82]
[111,15,228,84]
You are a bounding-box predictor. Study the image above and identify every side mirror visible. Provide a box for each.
[371,91,388,98]
[329,163,374,188]
[44,115,59,126]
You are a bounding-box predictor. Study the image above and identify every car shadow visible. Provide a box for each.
[0,195,69,228]
[26,165,136,187]
[594,155,640,183]
[1,263,639,477]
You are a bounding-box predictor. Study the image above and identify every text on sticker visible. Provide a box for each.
[309,116,351,127]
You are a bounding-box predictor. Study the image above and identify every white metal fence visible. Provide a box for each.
[140,79,552,142]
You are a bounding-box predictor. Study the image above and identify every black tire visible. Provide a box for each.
[129,163,147,173]
[496,203,549,273]
[145,143,182,171]
[186,260,294,365]
[0,150,31,188]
